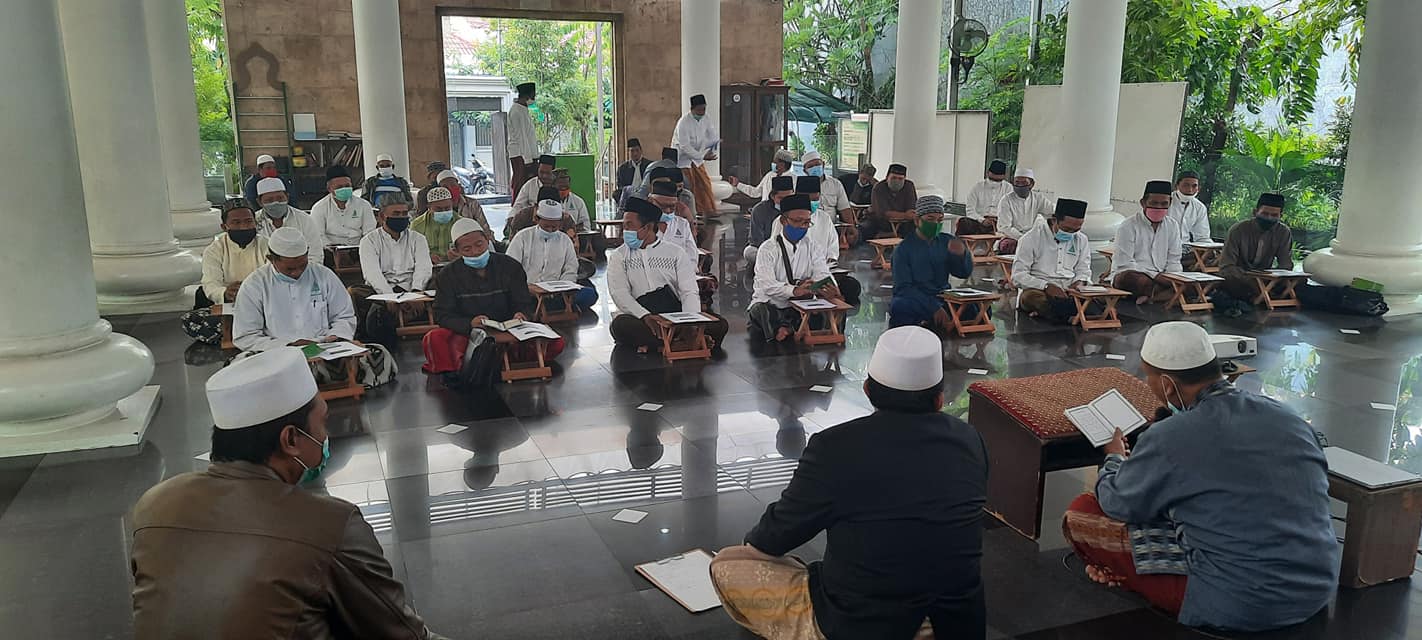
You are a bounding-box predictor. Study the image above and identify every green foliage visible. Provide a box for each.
[783,0,899,111]
[811,122,837,168]
[956,19,1031,144]
[470,20,609,153]
[188,0,233,175]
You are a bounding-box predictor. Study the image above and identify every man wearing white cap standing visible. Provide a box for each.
[1063,321,1338,632]
[507,199,598,310]
[253,176,323,262]
[234,227,396,388]
[311,165,377,247]
[363,152,413,205]
[129,348,442,639]
[992,166,1054,254]
[711,326,988,639]
[243,153,290,208]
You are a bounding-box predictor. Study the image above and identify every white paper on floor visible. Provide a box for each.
[1105,354,1127,361]
[1371,402,1398,411]
[1340,329,1361,335]
[613,509,649,524]
[809,385,833,393]
[967,368,989,375]
[638,403,663,411]
[436,424,468,434]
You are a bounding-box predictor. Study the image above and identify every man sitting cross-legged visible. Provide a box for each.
[889,195,976,332]
[506,199,599,311]
[747,193,843,343]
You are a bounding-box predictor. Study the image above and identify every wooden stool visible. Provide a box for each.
[1247,270,1310,310]
[867,238,901,269]
[1323,449,1422,588]
[940,290,1001,336]
[988,255,1015,286]
[888,212,915,238]
[1069,287,1130,330]
[959,234,1004,267]
[1185,241,1224,273]
[211,303,235,349]
[1095,247,1116,285]
[595,219,625,248]
[529,283,580,324]
[696,276,715,312]
[489,330,554,382]
[649,314,714,363]
[790,298,853,347]
[307,351,364,402]
[576,231,600,260]
[835,223,853,251]
[1159,272,1224,314]
[326,245,362,276]
[385,295,438,337]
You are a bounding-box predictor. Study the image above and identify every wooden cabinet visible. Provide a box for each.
[719,85,788,184]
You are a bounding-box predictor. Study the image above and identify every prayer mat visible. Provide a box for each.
[968,368,1159,439]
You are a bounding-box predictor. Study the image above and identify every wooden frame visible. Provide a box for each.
[529,284,580,324]
[1327,473,1422,588]
[1248,271,1310,310]
[326,245,361,276]
[383,297,438,337]
[940,292,1001,336]
[489,330,554,382]
[790,298,853,347]
[595,220,625,248]
[1159,272,1224,314]
[988,255,1015,287]
[308,352,364,402]
[867,237,901,269]
[211,304,235,349]
[959,234,1005,267]
[1069,287,1130,331]
[835,223,853,251]
[1185,243,1224,273]
[649,315,713,363]
[576,231,600,260]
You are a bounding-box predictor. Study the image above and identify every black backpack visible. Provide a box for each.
[1297,283,1388,317]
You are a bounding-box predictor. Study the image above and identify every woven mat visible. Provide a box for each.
[968,368,1161,440]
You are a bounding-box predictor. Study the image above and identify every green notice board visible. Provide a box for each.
[553,153,595,216]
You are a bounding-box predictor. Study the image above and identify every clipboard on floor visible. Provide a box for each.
[634,548,721,613]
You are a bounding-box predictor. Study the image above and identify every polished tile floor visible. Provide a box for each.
[3,213,1421,639]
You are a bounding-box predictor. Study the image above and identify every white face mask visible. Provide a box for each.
[1175,190,1195,203]
[378,166,394,178]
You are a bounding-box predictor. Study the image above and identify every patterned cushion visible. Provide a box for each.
[969,368,1162,440]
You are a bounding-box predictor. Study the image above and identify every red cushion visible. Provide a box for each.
[968,368,1162,440]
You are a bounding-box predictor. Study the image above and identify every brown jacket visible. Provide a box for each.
[129,461,440,640]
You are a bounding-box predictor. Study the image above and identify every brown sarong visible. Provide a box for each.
[683,164,718,216]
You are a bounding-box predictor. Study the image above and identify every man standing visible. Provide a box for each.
[253,177,323,262]
[712,325,988,640]
[743,175,794,265]
[129,348,443,639]
[1169,170,1211,244]
[507,200,598,310]
[614,137,652,203]
[732,148,796,201]
[1219,192,1293,300]
[1111,180,1184,306]
[182,199,269,345]
[1063,321,1338,632]
[363,153,413,206]
[748,193,842,342]
[354,193,433,347]
[506,81,539,194]
[1011,199,1092,323]
[243,153,290,209]
[993,167,1054,254]
[889,195,976,332]
[960,159,1011,235]
[673,94,720,215]
[311,165,377,247]
[863,163,917,242]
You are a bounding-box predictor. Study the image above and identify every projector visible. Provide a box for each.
[1209,334,1257,359]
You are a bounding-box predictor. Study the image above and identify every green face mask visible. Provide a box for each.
[918,220,942,237]
[295,428,330,484]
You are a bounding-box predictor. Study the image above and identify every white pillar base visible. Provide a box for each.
[0,322,155,432]
[91,240,201,314]
[1081,208,1126,246]
[1304,246,1422,317]
[0,385,159,458]
[172,206,221,249]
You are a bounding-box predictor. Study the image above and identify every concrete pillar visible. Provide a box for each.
[681,0,733,203]
[353,0,411,179]
[144,0,221,249]
[1,0,157,457]
[891,0,943,194]
[1305,0,1422,316]
[1055,0,1128,243]
[58,0,201,313]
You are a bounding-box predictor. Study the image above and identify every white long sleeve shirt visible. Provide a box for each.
[965,179,1012,220]
[358,228,432,294]
[771,209,839,264]
[736,169,795,200]
[233,263,356,352]
[506,102,539,164]
[995,191,1055,240]
[506,225,579,283]
[311,194,377,246]
[1169,192,1212,243]
[1012,223,1092,290]
[256,209,324,262]
[562,193,592,232]
[201,232,269,304]
[751,234,833,308]
[662,214,700,262]
[607,239,700,318]
[673,113,718,169]
[512,177,545,213]
[1111,214,1183,279]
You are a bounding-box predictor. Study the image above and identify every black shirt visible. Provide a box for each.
[433,254,535,335]
[745,410,988,639]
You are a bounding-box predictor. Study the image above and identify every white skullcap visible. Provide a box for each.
[267,227,308,258]
[376,153,393,163]
[1014,167,1035,180]
[436,169,458,183]
[206,347,317,430]
[801,150,822,164]
[773,149,795,163]
[451,217,484,241]
[425,186,452,202]
[256,177,287,196]
[1140,321,1216,371]
[867,326,943,391]
[536,199,564,221]
[256,154,275,166]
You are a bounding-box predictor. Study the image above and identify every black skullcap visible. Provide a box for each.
[988,159,1008,174]
[780,194,812,213]
[649,166,683,184]
[887,163,908,176]
[661,147,678,162]
[538,154,556,167]
[537,186,560,202]
[1257,192,1286,208]
[651,181,679,197]
[426,161,449,173]
[1055,198,1088,219]
[771,175,795,192]
[1144,180,1173,197]
[624,196,662,226]
[627,138,641,148]
[690,94,707,107]
[221,197,251,214]
[1177,170,1199,181]
[325,165,350,181]
[796,175,822,194]
[516,82,535,95]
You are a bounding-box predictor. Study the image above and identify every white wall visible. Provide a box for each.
[865,110,992,203]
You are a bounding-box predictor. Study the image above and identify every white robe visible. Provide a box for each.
[233,263,357,352]
[506,102,539,164]
[1111,214,1183,279]
[256,209,324,262]
[506,225,579,283]
[358,228,432,294]
[735,169,795,200]
[607,239,700,318]
[661,214,700,263]
[771,208,839,264]
[1169,191,1212,243]
[965,179,1012,220]
[1011,222,1092,290]
[562,193,592,232]
[751,234,833,309]
[672,113,718,169]
[311,194,377,246]
[512,176,545,213]
[994,191,1056,240]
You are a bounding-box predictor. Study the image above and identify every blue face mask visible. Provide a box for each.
[1054,230,1074,244]
[660,213,677,225]
[783,225,809,242]
[537,226,560,241]
[463,251,490,268]
[809,200,820,214]
[623,230,644,250]
[295,428,330,484]
[431,210,454,224]
[273,269,301,284]
[806,165,824,177]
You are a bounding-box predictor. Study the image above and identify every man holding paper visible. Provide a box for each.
[673,94,720,215]
[506,199,598,310]
[711,326,988,639]
[233,227,396,389]
[1063,321,1338,632]
[747,193,842,342]
[352,193,433,347]
[889,195,976,332]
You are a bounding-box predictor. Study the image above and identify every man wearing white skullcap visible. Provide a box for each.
[731,147,798,201]
[252,176,323,261]
[129,348,443,639]
[992,165,1055,254]
[362,152,413,206]
[243,153,290,208]
[798,151,853,225]
[233,227,397,387]
[711,326,988,639]
[506,199,598,310]
[1063,321,1338,632]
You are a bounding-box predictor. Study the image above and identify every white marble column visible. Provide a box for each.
[1055,0,1129,243]
[353,0,411,179]
[1,0,158,457]
[144,0,221,249]
[681,0,733,204]
[891,0,944,194]
[1305,0,1422,316]
[58,0,201,313]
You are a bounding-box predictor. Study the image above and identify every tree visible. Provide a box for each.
[187,0,233,174]
[470,20,604,153]
[783,0,899,111]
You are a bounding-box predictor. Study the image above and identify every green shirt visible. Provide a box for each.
[410,212,454,261]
